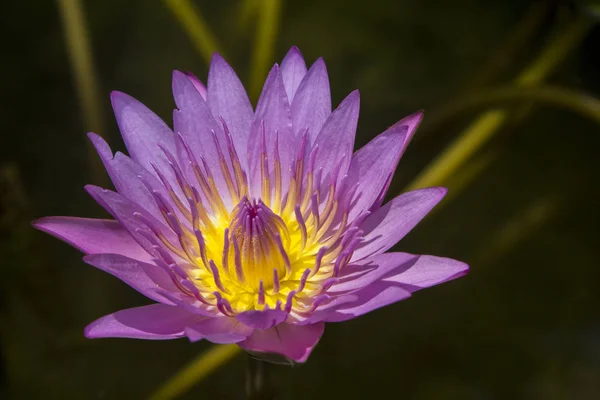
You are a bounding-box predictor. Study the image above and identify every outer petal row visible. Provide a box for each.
[33,217,150,262]
[346,111,423,220]
[353,187,448,261]
[84,303,324,362]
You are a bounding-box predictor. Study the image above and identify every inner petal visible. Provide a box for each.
[227,197,290,290]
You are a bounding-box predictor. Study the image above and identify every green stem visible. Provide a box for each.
[422,85,600,133]
[56,0,107,185]
[249,0,283,101]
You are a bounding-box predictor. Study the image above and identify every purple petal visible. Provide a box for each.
[153,289,218,318]
[85,303,200,339]
[383,254,469,291]
[247,65,295,196]
[85,185,177,257]
[172,70,232,204]
[291,58,331,143]
[329,253,419,293]
[83,253,180,305]
[281,46,308,102]
[32,217,150,262]
[184,72,207,99]
[346,111,424,220]
[312,90,359,183]
[110,91,177,181]
[324,281,412,322]
[207,54,253,160]
[236,306,288,330]
[352,187,447,261]
[330,252,468,294]
[290,294,359,326]
[238,322,325,363]
[88,133,174,219]
[185,317,253,344]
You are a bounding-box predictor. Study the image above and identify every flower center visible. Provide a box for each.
[227,197,290,291]
[137,125,363,315]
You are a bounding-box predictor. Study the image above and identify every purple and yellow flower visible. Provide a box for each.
[34,47,468,363]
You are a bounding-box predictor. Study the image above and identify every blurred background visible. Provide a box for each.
[2,0,600,398]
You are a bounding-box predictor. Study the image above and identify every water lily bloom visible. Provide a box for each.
[34,47,468,363]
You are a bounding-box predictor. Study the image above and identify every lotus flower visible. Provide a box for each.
[34,47,468,363]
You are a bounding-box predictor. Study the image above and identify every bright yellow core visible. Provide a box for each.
[148,131,357,315]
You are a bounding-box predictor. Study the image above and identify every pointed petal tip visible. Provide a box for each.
[209,52,232,72]
[210,51,226,62]
[109,90,133,107]
[313,56,326,66]
[287,45,302,56]
[282,47,305,71]
[84,184,104,196]
[87,132,113,159]
[31,216,51,231]
[83,323,98,339]
[410,109,424,121]
[456,261,470,276]
[172,69,186,81]
[403,109,425,126]
[348,89,360,101]
[337,89,360,111]
[306,57,327,76]
[435,186,449,198]
[86,131,101,141]
[416,186,448,202]
[183,70,199,80]
[270,63,281,74]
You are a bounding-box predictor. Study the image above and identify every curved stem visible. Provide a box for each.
[405,13,594,192]
[149,344,240,400]
[56,0,107,185]
[423,85,600,133]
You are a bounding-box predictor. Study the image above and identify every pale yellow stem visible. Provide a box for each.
[405,15,594,192]
[56,0,106,184]
[163,0,223,64]
[149,344,241,400]
[249,0,283,100]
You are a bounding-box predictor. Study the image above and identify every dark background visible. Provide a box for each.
[2,0,600,398]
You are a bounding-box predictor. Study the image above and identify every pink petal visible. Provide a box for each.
[324,281,412,322]
[238,322,325,363]
[85,185,177,258]
[312,90,359,184]
[329,253,419,293]
[83,254,180,305]
[84,304,200,339]
[331,252,468,294]
[346,111,423,220]
[185,317,253,344]
[280,46,308,102]
[32,217,150,262]
[184,72,207,99]
[352,187,447,261]
[291,58,331,144]
[236,306,288,330]
[383,254,469,290]
[207,54,253,159]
